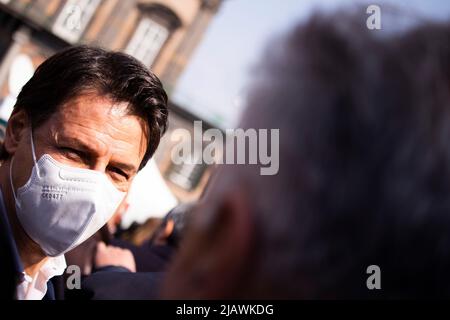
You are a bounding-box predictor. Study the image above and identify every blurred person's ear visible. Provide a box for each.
[163,186,254,299]
[153,219,174,246]
[3,109,29,157]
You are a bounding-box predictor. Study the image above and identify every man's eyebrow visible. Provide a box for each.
[56,135,98,155]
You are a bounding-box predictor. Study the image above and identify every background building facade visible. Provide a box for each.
[0,0,223,205]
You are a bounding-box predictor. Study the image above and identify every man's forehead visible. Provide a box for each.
[43,94,148,162]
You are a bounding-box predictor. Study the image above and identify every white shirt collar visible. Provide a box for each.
[16,255,67,300]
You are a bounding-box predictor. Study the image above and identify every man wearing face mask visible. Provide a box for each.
[0,46,168,300]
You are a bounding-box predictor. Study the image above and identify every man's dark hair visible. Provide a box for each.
[1,45,168,169]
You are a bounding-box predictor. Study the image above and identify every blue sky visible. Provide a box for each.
[172,0,450,129]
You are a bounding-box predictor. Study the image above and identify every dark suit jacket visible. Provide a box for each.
[110,238,175,272]
[65,267,164,300]
[0,188,56,300]
[0,189,19,299]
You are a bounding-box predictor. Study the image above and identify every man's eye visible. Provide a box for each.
[108,166,129,180]
[59,147,82,159]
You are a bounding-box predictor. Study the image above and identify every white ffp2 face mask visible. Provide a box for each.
[9,131,126,257]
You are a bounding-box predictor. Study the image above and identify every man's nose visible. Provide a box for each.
[89,157,111,173]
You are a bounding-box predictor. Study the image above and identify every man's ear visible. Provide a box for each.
[163,187,254,299]
[3,109,29,157]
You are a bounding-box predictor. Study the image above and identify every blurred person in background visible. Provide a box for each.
[125,202,193,272]
[149,202,193,248]
[0,46,168,300]
[74,201,191,276]
[162,11,450,299]
[63,200,191,300]
[114,217,163,246]
[74,203,193,299]
[95,202,193,274]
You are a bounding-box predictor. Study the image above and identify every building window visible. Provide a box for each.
[167,159,207,191]
[52,0,101,43]
[125,17,169,67]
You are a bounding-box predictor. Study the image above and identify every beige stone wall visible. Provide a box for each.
[1,0,220,88]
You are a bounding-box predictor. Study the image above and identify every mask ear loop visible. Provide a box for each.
[30,129,41,179]
[9,129,40,209]
[9,156,19,208]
